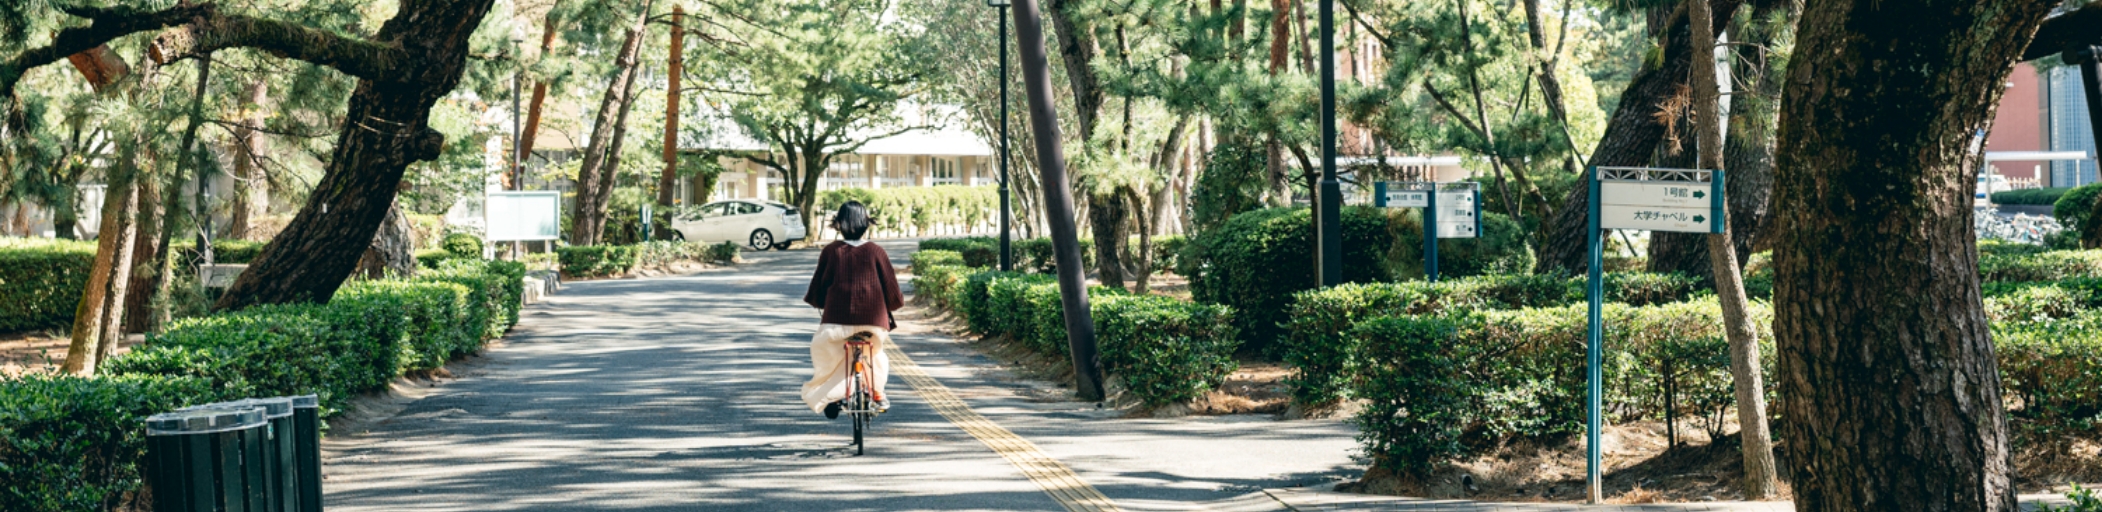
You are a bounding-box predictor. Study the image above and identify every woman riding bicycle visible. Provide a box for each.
[801,201,902,419]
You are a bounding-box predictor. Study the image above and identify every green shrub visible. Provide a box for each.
[0,374,211,512]
[422,259,525,338]
[911,264,967,309]
[983,273,1057,341]
[1016,237,1095,273]
[1351,315,1473,477]
[558,245,638,278]
[1994,311,2102,434]
[414,249,459,269]
[1381,209,1537,279]
[441,232,484,257]
[1151,234,1188,274]
[1995,187,2072,206]
[705,241,740,264]
[1185,207,1397,354]
[919,237,995,254]
[337,280,479,371]
[956,270,1026,334]
[0,237,95,332]
[1280,272,1702,406]
[2057,183,2102,231]
[1349,300,1769,474]
[173,239,269,267]
[1095,295,1240,406]
[911,250,965,272]
[1980,249,2102,283]
[105,302,405,416]
[960,244,999,268]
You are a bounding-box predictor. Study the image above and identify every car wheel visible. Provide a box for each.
[670,231,686,242]
[748,229,774,251]
[771,242,792,250]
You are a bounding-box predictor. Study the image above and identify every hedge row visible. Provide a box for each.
[1992,187,2073,206]
[5,259,526,511]
[933,268,1241,407]
[1351,300,1770,477]
[1282,272,1702,406]
[558,245,639,278]
[1182,206,1534,354]
[0,237,96,332]
[923,236,1098,273]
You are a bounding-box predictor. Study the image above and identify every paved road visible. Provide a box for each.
[322,241,1361,511]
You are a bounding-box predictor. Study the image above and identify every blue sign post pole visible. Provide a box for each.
[1584,170,1605,504]
[1425,189,1438,282]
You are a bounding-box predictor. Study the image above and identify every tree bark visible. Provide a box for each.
[1046,0,1103,138]
[61,151,141,375]
[229,79,268,240]
[569,0,652,247]
[1535,0,1743,275]
[355,201,415,278]
[119,170,161,334]
[658,6,684,207]
[1687,0,1775,497]
[1088,191,1128,288]
[518,10,562,172]
[1771,0,2052,507]
[212,0,498,310]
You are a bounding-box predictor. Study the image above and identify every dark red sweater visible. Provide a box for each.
[803,241,904,329]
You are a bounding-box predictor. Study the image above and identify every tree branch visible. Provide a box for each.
[1,3,406,99]
[2024,2,2102,61]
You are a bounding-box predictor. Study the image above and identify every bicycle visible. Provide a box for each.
[843,330,883,455]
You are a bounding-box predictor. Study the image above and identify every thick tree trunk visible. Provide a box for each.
[1648,111,1712,281]
[119,160,163,334]
[586,62,645,243]
[229,79,268,240]
[1687,0,1775,497]
[213,0,498,310]
[567,0,653,247]
[518,12,562,171]
[1535,0,1743,275]
[61,159,140,375]
[1771,0,2052,507]
[356,201,415,278]
[1088,191,1128,289]
[1046,0,1103,137]
[53,189,80,239]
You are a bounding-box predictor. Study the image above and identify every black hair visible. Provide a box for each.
[833,201,871,240]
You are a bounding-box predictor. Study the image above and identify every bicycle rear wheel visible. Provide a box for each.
[849,347,867,456]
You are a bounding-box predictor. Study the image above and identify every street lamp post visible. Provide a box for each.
[988,0,1013,271]
[1317,0,1341,285]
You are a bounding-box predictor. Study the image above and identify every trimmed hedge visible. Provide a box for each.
[1994,187,2072,206]
[910,249,966,271]
[0,237,96,332]
[1183,207,1399,354]
[6,260,528,511]
[441,232,484,256]
[1994,311,2102,434]
[908,252,968,310]
[929,266,1239,407]
[558,245,638,278]
[1351,300,1769,476]
[1281,272,1703,406]
[0,374,211,511]
[172,239,269,267]
[2057,184,2102,231]
[1980,249,2102,283]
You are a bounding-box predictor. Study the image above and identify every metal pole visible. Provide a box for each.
[512,41,524,192]
[999,5,1014,271]
[2076,47,2102,187]
[1424,188,1437,282]
[1013,0,1105,401]
[1585,170,1605,504]
[1316,0,1342,286]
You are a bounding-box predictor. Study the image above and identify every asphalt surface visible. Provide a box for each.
[322,240,1361,511]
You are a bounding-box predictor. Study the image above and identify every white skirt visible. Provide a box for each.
[800,323,892,413]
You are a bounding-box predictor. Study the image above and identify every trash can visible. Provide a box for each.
[187,398,297,512]
[289,395,322,512]
[144,406,267,512]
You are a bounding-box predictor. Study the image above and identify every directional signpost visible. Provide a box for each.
[1375,181,1480,281]
[1584,167,1723,502]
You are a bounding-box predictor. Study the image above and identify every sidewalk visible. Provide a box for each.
[1262,484,2078,511]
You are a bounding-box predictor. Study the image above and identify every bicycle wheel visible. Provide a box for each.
[849,347,866,456]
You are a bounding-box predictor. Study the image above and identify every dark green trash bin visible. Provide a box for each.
[187,398,298,512]
[145,406,267,512]
[289,395,321,512]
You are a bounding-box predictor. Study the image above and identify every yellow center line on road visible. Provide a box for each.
[885,345,1126,512]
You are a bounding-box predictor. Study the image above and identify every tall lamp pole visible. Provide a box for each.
[989,0,1013,271]
[1316,0,1341,285]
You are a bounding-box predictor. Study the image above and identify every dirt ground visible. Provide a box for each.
[1343,422,1786,503]
[0,331,140,377]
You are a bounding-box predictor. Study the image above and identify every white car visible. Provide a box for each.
[672,200,807,250]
